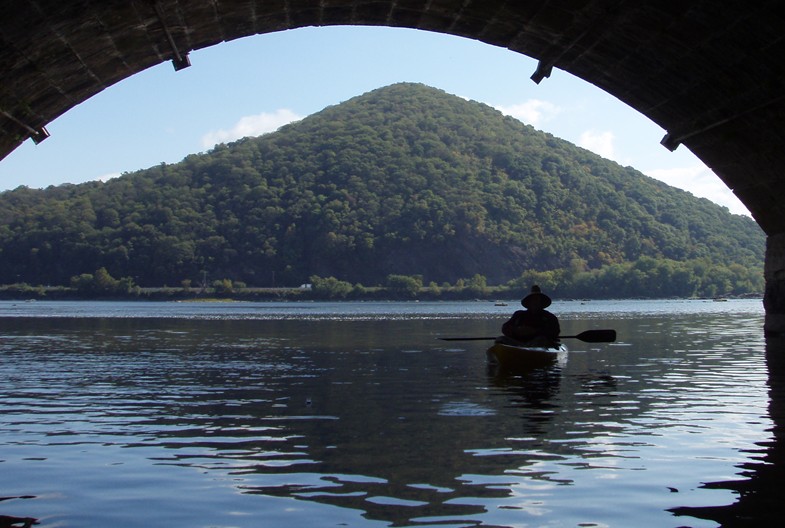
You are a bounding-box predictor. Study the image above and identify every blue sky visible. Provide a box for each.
[0,26,750,216]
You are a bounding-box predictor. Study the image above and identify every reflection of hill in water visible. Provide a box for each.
[488,365,564,435]
[1,305,778,527]
[235,351,571,525]
[211,337,636,526]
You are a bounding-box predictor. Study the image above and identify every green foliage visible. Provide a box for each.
[509,257,764,299]
[386,274,424,298]
[70,267,135,295]
[0,282,46,297]
[212,278,234,294]
[464,274,489,296]
[0,83,765,299]
[310,275,353,298]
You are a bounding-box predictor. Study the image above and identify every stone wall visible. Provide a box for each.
[765,234,785,334]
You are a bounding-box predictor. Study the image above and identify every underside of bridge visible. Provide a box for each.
[2,0,785,328]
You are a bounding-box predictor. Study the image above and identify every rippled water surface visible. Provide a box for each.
[0,299,776,527]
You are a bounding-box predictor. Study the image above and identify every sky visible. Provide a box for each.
[0,25,750,216]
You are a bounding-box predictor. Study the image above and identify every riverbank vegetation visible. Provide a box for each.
[0,254,762,301]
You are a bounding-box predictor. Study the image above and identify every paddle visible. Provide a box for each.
[439,329,616,343]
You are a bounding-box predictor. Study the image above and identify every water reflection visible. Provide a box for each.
[488,366,564,442]
[0,301,778,527]
[669,334,785,527]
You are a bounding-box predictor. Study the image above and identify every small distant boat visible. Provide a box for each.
[486,339,567,370]
[494,300,508,306]
[713,297,729,302]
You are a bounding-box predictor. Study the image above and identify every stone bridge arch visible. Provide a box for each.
[2,1,785,329]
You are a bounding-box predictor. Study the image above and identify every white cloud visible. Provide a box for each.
[578,130,617,161]
[644,164,708,189]
[97,172,121,183]
[495,99,561,126]
[200,109,303,148]
[644,164,751,216]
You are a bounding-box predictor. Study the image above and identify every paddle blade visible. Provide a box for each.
[571,329,616,343]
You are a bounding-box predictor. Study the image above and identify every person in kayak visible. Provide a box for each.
[500,285,561,345]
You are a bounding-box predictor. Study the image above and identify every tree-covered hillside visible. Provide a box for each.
[0,83,765,297]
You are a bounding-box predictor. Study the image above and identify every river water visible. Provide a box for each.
[0,299,780,527]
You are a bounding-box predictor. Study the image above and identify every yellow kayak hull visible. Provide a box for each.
[486,341,567,370]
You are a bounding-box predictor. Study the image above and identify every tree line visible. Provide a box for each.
[0,254,760,301]
[0,83,765,299]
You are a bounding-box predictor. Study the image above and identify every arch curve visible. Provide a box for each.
[3,1,785,329]
[2,1,783,232]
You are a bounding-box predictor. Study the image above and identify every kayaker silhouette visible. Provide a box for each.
[500,285,561,345]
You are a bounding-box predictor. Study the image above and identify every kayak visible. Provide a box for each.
[486,339,567,370]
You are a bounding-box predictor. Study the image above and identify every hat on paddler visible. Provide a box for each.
[521,285,552,308]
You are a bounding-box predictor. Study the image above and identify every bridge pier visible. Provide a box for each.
[765,234,785,335]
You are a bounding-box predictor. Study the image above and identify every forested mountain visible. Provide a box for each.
[0,83,765,297]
